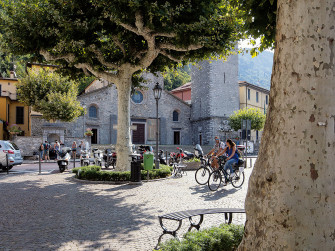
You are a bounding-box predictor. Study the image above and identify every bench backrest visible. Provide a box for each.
[160,208,245,221]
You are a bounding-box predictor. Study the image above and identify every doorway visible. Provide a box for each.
[174,131,180,145]
[92,129,98,144]
[132,123,145,144]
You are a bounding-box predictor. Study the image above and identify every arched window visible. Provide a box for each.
[89,105,98,118]
[173,110,179,122]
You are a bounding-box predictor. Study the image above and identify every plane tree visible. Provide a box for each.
[0,0,242,171]
[237,0,335,249]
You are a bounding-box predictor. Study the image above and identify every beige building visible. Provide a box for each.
[239,81,270,112]
[238,81,270,145]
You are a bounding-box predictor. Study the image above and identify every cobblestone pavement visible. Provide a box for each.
[0,167,252,251]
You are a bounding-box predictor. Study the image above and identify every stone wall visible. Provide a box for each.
[31,116,44,136]
[14,136,43,157]
[191,55,239,146]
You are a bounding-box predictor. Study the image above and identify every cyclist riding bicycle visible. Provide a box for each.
[206,136,225,169]
[216,139,239,179]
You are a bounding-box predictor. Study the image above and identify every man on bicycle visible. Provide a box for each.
[206,136,225,169]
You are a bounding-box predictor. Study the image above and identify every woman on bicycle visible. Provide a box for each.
[217,139,239,178]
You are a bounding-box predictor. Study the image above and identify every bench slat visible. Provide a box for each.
[160,208,245,221]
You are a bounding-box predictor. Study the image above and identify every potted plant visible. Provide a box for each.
[8,124,22,134]
[8,124,22,140]
[84,128,93,137]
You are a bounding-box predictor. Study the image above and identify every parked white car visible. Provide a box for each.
[0,141,23,171]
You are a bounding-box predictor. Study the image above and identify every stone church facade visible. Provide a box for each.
[31,55,239,148]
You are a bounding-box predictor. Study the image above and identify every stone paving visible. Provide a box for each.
[0,167,252,251]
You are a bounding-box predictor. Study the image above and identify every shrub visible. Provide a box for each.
[73,164,173,181]
[158,224,244,251]
[184,158,201,163]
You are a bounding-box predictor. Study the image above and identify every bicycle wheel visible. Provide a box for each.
[195,167,210,185]
[231,171,245,188]
[208,171,222,191]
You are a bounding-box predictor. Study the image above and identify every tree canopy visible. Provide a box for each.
[18,69,84,122]
[229,107,266,131]
[231,0,277,54]
[0,0,244,171]
[163,64,191,91]
[0,0,242,79]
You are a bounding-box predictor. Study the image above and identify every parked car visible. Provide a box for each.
[0,140,23,171]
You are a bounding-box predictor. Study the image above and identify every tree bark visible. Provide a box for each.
[115,75,132,171]
[238,0,335,250]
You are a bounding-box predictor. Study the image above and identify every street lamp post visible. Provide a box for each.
[153,83,162,169]
[82,105,87,136]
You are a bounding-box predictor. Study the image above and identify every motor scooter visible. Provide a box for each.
[80,150,90,166]
[158,150,167,165]
[57,147,71,173]
[103,149,116,168]
[92,148,103,166]
[194,144,204,158]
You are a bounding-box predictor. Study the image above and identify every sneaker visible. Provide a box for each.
[230,172,236,180]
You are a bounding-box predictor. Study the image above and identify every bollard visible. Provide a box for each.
[249,158,252,168]
[6,153,9,174]
[39,153,41,174]
[73,151,76,169]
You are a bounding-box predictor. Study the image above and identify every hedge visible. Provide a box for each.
[157,224,244,251]
[72,165,173,181]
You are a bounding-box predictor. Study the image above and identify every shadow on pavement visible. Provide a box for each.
[0,173,156,250]
[189,184,240,201]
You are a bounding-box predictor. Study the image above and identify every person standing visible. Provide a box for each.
[43,141,50,161]
[39,143,44,161]
[79,141,85,151]
[72,141,77,159]
[54,140,60,160]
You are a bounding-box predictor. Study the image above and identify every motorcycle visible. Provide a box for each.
[103,148,116,168]
[80,150,90,166]
[57,147,71,173]
[169,147,190,165]
[92,148,103,166]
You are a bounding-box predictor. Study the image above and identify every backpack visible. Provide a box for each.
[236,148,242,158]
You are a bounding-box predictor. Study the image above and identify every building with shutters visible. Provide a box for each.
[0,71,31,140]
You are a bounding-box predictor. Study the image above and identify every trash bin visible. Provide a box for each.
[130,158,142,182]
[143,152,154,170]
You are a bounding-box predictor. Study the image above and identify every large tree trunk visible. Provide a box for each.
[239,1,335,250]
[115,76,132,171]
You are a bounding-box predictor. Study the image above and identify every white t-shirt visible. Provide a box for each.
[214,141,225,153]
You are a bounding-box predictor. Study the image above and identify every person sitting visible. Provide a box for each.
[217,139,239,178]
[206,136,225,169]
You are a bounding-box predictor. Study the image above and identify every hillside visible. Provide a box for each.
[238,50,274,90]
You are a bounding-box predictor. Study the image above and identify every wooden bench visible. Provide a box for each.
[155,208,245,249]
